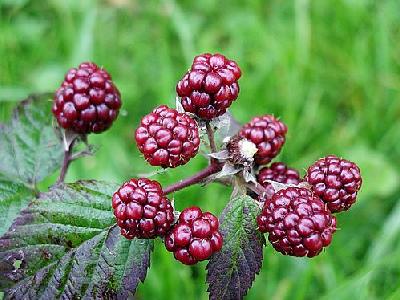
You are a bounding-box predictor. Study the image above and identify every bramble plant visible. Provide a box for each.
[0,54,362,299]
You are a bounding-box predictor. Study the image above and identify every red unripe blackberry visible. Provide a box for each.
[257,187,337,257]
[238,115,287,165]
[176,53,241,120]
[112,178,174,239]
[257,162,301,201]
[52,62,121,134]
[164,207,223,265]
[135,105,200,168]
[304,155,362,213]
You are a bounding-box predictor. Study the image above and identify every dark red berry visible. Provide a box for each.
[176,53,241,120]
[52,62,121,134]
[304,155,362,213]
[257,162,301,201]
[238,115,287,165]
[112,178,174,239]
[135,105,200,168]
[257,187,337,257]
[165,207,223,265]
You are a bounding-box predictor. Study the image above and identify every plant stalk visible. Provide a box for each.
[162,121,224,194]
[57,140,75,184]
[163,163,222,195]
[206,121,217,153]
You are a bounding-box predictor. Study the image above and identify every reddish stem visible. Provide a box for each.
[57,140,75,184]
[163,163,222,195]
[163,121,222,194]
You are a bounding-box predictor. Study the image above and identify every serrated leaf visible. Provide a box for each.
[0,181,153,299]
[206,194,265,300]
[0,175,33,236]
[0,94,63,185]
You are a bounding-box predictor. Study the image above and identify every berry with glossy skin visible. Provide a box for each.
[257,187,337,257]
[112,178,174,239]
[258,162,301,201]
[135,105,200,168]
[164,207,223,265]
[238,115,287,165]
[176,53,241,120]
[304,155,362,213]
[52,62,121,134]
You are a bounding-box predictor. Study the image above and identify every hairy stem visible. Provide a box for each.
[57,140,75,184]
[163,163,222,195]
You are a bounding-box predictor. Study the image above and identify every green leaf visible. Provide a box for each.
[0,181,153,299]
[0,93,63,185]
[206,194,265,300]
[0,175,33,236]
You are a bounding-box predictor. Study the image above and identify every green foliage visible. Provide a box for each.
[0,94,63,185]
[207,193,265,300]
[1,0,400,299]
[0,181,153,298]
[0,96,154,298]
[0,176,32,236]
[0,94,64,236]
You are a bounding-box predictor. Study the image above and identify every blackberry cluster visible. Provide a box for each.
[255,155,362,258]
[304,155,362,213]
[52,62,121,134]
[49,54,363,267]
[238,115,287,165]
[257,187,337,257]
[135,105,200,168]
[176,53,241,120]
[112,178,174,239]
[165,207,223,265]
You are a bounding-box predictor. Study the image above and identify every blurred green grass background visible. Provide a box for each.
[1,0,400,299]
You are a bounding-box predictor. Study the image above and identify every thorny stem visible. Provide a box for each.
[163,163,222,195]
[162,161,267,196]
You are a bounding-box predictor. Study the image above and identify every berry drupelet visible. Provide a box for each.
[135,105,200,168]
[176,53,241,120]
[165,207,223,265]
[112,178,174,239]
[52,62,121,134]
[257,187,337,257]
[238,115,287,165]
[304,155,362,213]
[257,162,301,201]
